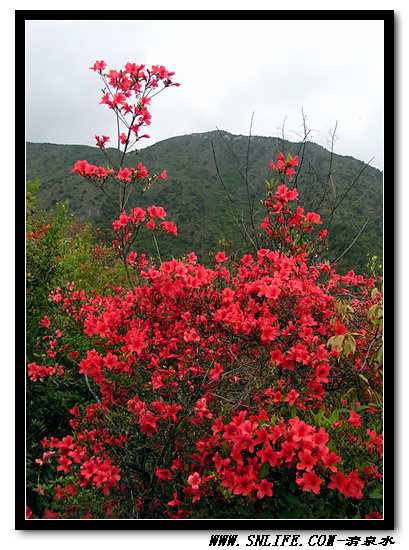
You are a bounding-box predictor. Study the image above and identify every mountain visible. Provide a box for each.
[26,131,383,271]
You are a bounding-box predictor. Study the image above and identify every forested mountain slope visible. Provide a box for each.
[26,131,383,271]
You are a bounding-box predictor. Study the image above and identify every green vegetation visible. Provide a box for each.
[26,131,383,272]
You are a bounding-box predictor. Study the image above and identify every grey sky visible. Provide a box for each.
[26,19,384,169]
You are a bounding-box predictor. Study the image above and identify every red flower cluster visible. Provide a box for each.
[91,60,179,144]
[29,195,382,515]
[27,362,64,382]
[80,456,121,495]
[260,156,324,252]
[72,160,114,181]
[110,205,178,261]
[38,428,125,498]
[27,223,50,241]
[327,470,365,499]
[71,62,177,232]
[95,135,110,148]
[194,412,358,501]
[72,160,167,188]
[269,152,299,178]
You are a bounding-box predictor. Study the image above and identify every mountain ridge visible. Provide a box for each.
[26,129,383,173]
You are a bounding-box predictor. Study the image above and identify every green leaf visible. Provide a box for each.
[259,462,270,479]
[371,287,381,300]
[343,333,356,357]
[327,334,345,353]
[356,405,371,413]
[369,486,383,500]
[376,343,383,365]
[314,409,325,424]
[327,408,340,424]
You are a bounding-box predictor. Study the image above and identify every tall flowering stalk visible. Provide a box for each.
[72,60,180,277]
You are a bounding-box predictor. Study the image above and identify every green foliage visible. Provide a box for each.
[26,132,383,272]
[26,181,129,515]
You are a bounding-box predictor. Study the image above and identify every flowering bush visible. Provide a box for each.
[26,61,383,520]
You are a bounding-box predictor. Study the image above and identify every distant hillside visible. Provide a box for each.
[26,131,383,271]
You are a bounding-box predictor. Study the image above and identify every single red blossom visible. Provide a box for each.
[124,327,147,355]
[155,467,173,481]
[147,205,166,219]
[315,363,330,383]
[136,162,149,179]
[296,471,323,495]
[232,476,255,497]
[287,155,299,167]
[296,449,317,471]
[348,410,362,429]
[91,60,106,72]
[305,212,322,225]
[183,328,200,343]
[127,251,138,265]
[367,429,383,457]
[68,406,80,417]
[131,207,146,223]
[215,251,228,263]
[125,62,143,75]
[256,479,273,499]
[117,167,133,182]
[43,509,60,519]
[171,458,183,471]
[160,221,178,235]
[146,219,155,230]
[260,322,279,343]
[187,472,201,491]
[286,389,300,407]
[112,92,127,107]
[209,362,224,382]
[167,491,182,507]
[95,135,110,148]
[312,427,329,448]
[257,444,279,467]
[57,455,72,474]
[40,316,51,329]
[320,449,341,472]
[333,319,347,335]
[365,512,383,519]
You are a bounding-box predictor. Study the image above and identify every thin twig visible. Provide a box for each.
[293,108,312,189]
[244,112,259,247]
[332,218,370,264]
[84,373,100,403]
[210,140,258,251]
[152,232,162,264]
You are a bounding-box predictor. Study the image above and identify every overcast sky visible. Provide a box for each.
[26,19,384,169]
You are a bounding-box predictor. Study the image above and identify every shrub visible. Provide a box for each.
[26,61,383,520]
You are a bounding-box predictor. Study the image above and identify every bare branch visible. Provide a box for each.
[210,139,258,252]
[293,108,313,188]
[332,218,370,265]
